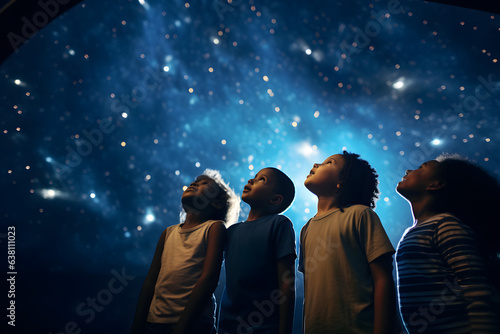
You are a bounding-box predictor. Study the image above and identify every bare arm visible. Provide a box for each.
[172,222,226,334]
[369,253,396,334]
[131,229,166,334]
[277,254,296,334]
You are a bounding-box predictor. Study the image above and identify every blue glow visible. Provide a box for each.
[145,212,155,224]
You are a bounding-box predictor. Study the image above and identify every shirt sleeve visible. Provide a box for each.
[274,216,297,261]
[435,218,500,333]
[357,207,395,263]
[297,221,308,273]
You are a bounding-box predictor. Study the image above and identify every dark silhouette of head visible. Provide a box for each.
[266,167,295,214]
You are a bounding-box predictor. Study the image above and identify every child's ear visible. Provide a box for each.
[426,180,445,191]
[270,194,283,206]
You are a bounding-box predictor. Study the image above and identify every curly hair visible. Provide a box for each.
[433,154,500,224]
[432,154,500,289]
[337,151,379,209]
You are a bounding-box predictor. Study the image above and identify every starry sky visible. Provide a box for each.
[1,0,499,332]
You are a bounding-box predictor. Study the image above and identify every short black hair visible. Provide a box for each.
[338,151,379,209]
[266,167,295,214]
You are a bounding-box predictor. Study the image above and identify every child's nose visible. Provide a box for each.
[247,179,253,185]
[313,163,319,168]
[405,169,412,175]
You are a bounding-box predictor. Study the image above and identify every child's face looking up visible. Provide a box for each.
[242,168,278,206]
[182,175,220,210]
[305,154,345,196]
[396,160,440,199]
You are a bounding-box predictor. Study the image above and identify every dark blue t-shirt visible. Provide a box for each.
[218,214,296,334]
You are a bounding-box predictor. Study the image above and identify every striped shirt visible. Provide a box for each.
[396,213,500,333]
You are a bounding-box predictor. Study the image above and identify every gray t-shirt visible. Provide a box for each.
[299,205,394,333]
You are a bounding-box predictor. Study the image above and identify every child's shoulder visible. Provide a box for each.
[343,204,376,216]
[340,205,381,225]
[419,213,461,227]
[270,213,291,220]
[164,224,178,233]
[410,214,469,237]
[229,214,292,231]
[160,224,178,242]
[261,214,292,225]
[205,219,225,226]
[420,213,470,233]
[243,214,290,223]
[345,204,372,212]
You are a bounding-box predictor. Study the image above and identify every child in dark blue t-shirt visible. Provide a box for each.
[219,167,296,334]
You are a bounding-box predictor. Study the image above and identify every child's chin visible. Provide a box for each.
[303,182,316,193]
[395,185,406,197]
[180,194,195,206]
[240,194,250,203]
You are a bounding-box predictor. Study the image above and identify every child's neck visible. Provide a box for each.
[409,197,441,224]
[316,196,341,216]
[183,211,211,228]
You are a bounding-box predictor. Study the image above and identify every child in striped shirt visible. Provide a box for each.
[395,154,500,333]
